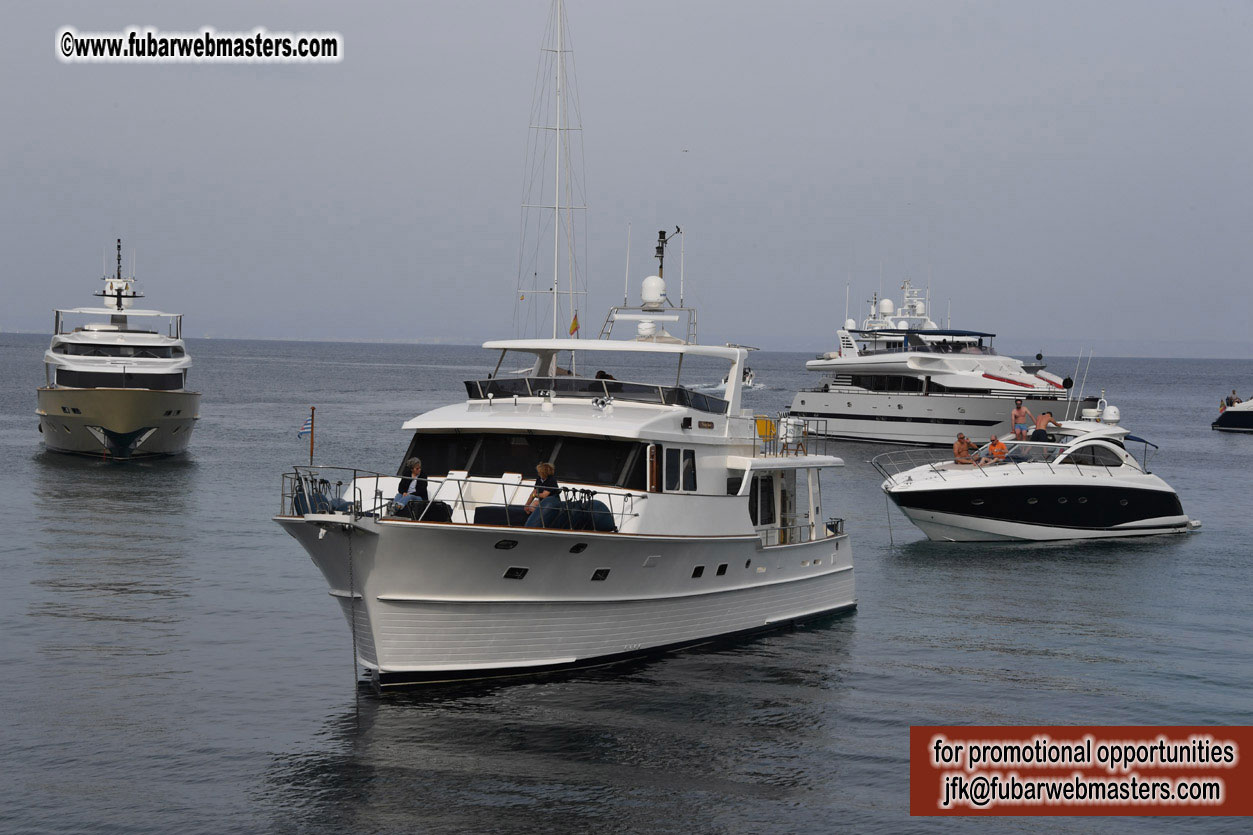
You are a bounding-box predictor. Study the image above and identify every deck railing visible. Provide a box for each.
[464,376,729,415]
[280,466,644,532]
[751,414,833,457]
[870,443,1103,486]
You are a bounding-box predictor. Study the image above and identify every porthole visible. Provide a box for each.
[494,539,518,550]
[1077,497,1087,504]
[692,565,705,578]
[1057,497,1068,504]
[1119,499,1129,506]
[971,498,984,506]
[503,566,528,580]
[569,543,587,554]
[1027,498,1038,505]
[590,568,610,581]
[716,563,727,576]
[745,559,752,569]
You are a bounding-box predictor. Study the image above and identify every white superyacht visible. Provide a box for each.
[37,240,199,459]
[275,339,855,687]
[789,280,1093,445]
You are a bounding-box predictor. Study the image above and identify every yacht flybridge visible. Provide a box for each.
[37,240,199,459]
[275,339,855,687]
[789,280,1093,446]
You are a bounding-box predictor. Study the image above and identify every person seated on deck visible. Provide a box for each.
[524,462,559,515]
[1029,412,1062,441]
[595,370,617,381]
[952,433,977,465]
[1226,390,1242,407]
[393,457,428,508]
[978,434,1008,466]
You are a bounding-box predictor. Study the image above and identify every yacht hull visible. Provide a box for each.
[1212,407,1253,433]
[887,483,1190,542]
[790,390,1085,446]
[37,387,199,459]
[276,515,856,686]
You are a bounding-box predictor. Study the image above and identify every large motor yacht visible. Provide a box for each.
[275,339,855,687]
[872,413,1198,542]
[788,280,1093,446]
[37,240,199,459]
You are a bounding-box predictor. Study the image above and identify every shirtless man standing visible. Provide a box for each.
[1030,411,1062,441]
[1010,399,1035,441]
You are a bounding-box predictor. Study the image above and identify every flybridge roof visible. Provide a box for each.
[57,307,180,317]
[482,338,745,361]
[851,328,995,338]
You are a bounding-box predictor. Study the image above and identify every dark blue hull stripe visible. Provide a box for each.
[889,484,1184,529]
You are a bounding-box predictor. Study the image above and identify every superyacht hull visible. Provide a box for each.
[37,387,200,459]
[276,514,856,686]
[790,390,1083,446]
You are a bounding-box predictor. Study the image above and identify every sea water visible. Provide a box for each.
[0,333,1248,833]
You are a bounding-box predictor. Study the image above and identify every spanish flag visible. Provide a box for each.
[569,312,579,335]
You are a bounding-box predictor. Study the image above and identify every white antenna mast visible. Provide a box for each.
[679,228,685,307]
[844,282,850,324]
[622,222,631,305]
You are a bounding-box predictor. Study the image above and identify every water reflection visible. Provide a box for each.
[263,621,856,832]
[30,453,198,661]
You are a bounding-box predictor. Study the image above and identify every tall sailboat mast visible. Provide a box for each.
[515,0,586,340]
[552,0,562,339]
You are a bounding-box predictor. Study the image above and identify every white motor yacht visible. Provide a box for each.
[275,339,855,687]
[37,240,199,459]
[872,414,1197,542]
[789,282,1095,445]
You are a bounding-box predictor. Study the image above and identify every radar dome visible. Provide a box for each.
[1102,405,1121,425]
[641,275,667,308]
[896,320,908,329]
[636,320,658,338]
[844,318,857,331]
[879,298,895,316]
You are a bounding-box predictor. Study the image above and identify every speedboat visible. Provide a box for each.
[274,339,855,687]
[872,416,1198,542]
[36,240,199,459]
[788,280,1093,445]
[1213,400,1253,433]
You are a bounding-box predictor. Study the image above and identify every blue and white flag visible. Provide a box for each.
[297,416,313,438]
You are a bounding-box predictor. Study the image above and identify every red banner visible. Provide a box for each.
[910,726,1253,816]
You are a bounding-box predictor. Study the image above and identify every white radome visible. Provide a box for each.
[641,275,667,307]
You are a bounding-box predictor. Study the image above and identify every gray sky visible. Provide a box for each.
[4,0,1251,356]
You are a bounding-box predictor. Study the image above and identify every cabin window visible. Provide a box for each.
[56,369,184,390]
[1060,446,1123,468]
[664,447,698,492]
[400,431,647,488]
[1089,446,1124,467]
[57,343,176,358]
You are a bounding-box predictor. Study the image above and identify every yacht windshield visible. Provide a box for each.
[400,431,648,489]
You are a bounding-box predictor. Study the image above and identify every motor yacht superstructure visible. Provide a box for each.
[36,240,199,459]
[275,339,855,687]
[788,279,1090,446]
[873,423,1196,542]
